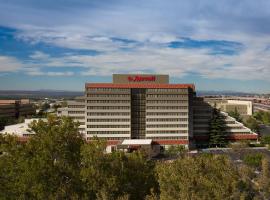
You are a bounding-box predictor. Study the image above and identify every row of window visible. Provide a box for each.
[147,130,188,134]
[68,105,85,108]
[87,125,130,128]
[87,106,130,110]
[147,106,188,110]
[87,94,130,97]
[147,89,188,92]
[86,137,130,140]
[87,100,130,103]
[146,136,188,140]
[147,94,188,98]
[87,112,130,116]
[146,118,188,122]
[68,111,85,114]
[87,118,130,122]
[147,100,188,104]
[147,124,188,128]
[147,112,188,116]
[87,131,130,134]
[87,88,129,92]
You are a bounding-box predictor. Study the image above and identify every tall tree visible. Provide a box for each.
[209,108,227,147]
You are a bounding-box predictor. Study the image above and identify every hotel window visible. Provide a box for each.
[68,105,85,108]
[147,130,188,134]
[68,111,85,114]
[87,131,130,134]
[87,118,130,122]
[87,94,130,97]
[147,106,188,110]
[146,136,188,140]
[87,112,130,116]
[87,106,130,110]
[147,112,188,116]
[87,125,130,128]
[146,124,188,128]
[146,118,188,122]
[87,100,130,103]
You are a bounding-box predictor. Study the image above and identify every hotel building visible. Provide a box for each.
[57,74,258,149]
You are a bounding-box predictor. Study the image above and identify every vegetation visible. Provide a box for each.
[244,116,260,133]
[164,145,186,156]
[0,117,22,131]
[253,111,270,125]
[156,154,258,200]
[228,107,243,122]
[209,108,228,147]
[243,153,263,168]
[41,102,50,111]
[0,116,157,200]
[1,115,270,200]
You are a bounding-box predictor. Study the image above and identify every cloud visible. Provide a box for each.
[0,56,23,72]
[1,0,270,84]
[22,43,270,81]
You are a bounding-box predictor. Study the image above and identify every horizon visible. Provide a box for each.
[0,0,270,93]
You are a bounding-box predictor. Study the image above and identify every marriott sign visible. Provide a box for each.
[128,76,156,82]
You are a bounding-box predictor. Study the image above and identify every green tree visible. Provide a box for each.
[80,138,158,200]
[262,112,270,125]
[0,115,84,199]
[228,107,243,122]
[165,145,186,157]
[209,108,227,147]
[253,111,270,125]
[0,134,26,199]
[156,154,255,200]
[244,116,260,133]
[41,102,50,111]
[0,117,7,130]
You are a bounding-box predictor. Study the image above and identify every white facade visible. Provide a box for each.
[0,118,46,137]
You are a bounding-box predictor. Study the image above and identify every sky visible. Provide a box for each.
[0,0,270,93]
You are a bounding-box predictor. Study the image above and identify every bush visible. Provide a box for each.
[243,153,264,168]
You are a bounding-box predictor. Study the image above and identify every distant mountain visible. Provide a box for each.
[0,89,259,100]
[0,90,84,99]
[197,90,258,96]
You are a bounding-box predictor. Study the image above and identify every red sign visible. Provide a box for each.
[128,76,156,82]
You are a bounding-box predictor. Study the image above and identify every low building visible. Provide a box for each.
[0,118,46,142]
[116,139,160,157]
[205,98,253,116]
[193,97,257,147]
[0,99,35,119]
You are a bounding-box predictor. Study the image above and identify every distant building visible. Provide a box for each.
[57,96,86,134]
[205,98,253,116]
[0,99,35,119]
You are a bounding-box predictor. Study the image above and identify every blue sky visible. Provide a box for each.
[0,0,270,93]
